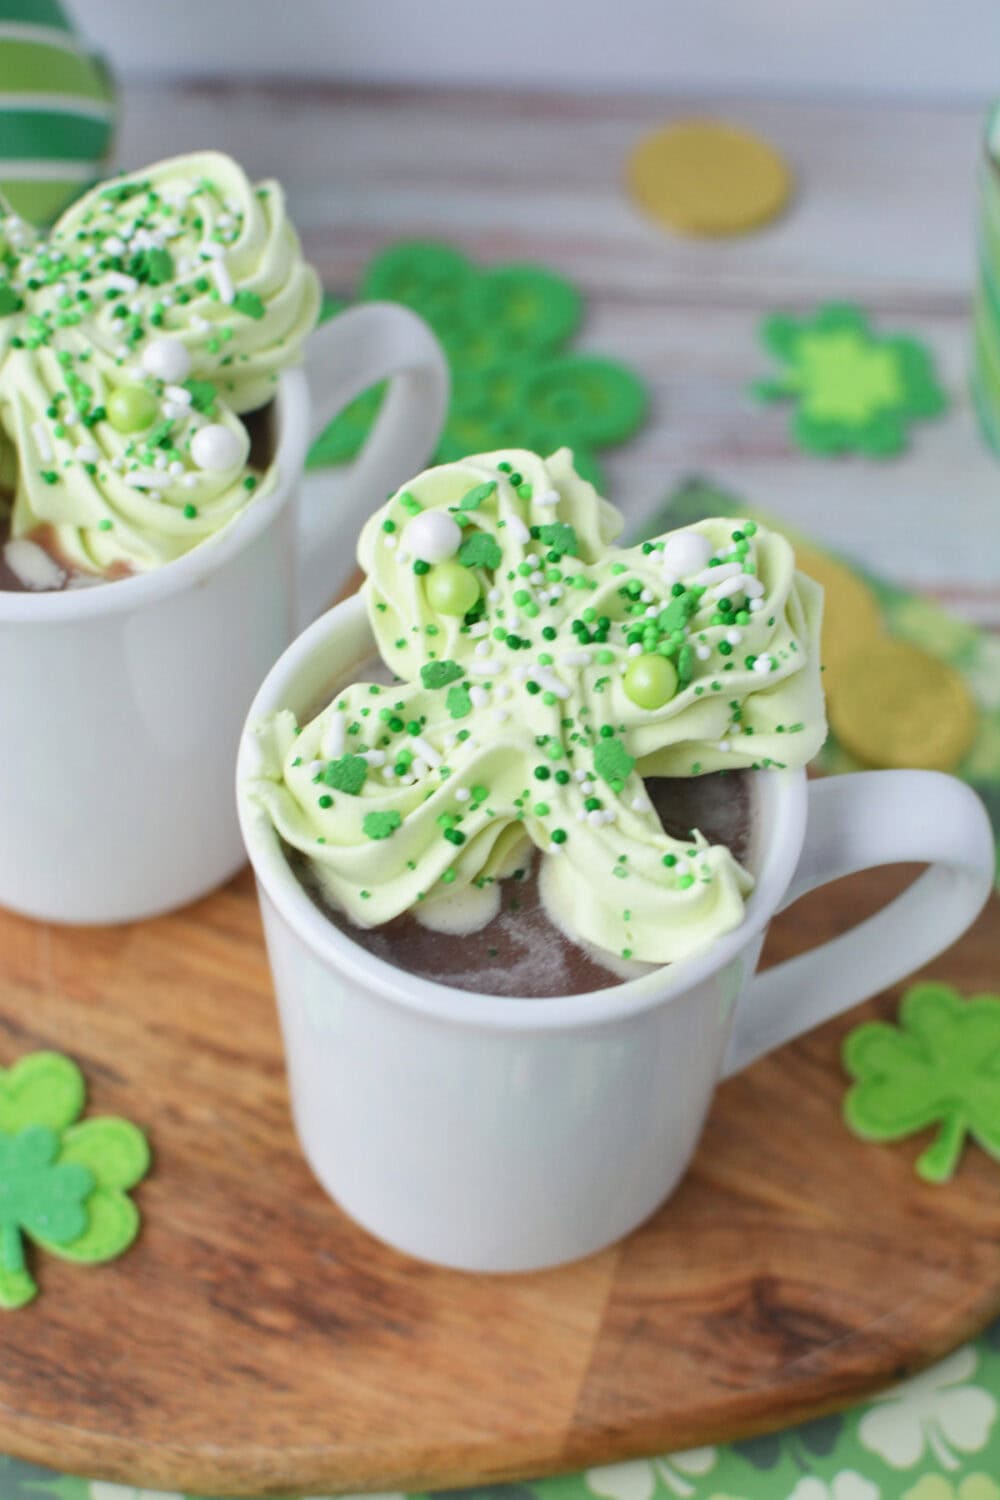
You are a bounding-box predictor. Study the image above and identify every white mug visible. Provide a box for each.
[237,593,996,1274]
[0,306,449,924]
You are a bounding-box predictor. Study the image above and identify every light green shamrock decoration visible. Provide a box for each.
[844,983,1000,1182]
[752,303,946,457]
[0,1051,150,1309]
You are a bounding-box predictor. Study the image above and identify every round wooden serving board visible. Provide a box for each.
[1,864,998,1496]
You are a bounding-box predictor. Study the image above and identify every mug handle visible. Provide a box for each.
[296,302,450,623]
[721,771,996,1077]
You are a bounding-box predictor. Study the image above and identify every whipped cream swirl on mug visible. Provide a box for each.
[0,151,320,577]
[248,449,826,966]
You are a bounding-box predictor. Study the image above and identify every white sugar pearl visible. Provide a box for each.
[661,530,713,578]
[191,423,245,472]
[141,337,191,384]
[405,509,462,563]
[696,644,712,660]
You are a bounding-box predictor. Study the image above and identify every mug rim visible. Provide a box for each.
[237,593,810,1035]
[0,365,309,623]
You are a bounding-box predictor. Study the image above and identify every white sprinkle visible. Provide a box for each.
[182,474,199,489]
[361,750,386,766]
[509,615,521,630]
[726,629,743,645]
[602,808,617,825]
[161,402,186,422]
[576,809,587,822]
[487,587,501,604]
[468,620,490,638]
[31,422,52,463]
[508,517,531,544]
[199,240,225,260]
[530,571,545,585]
[103,235,126,256]
[169,460,185,477]
[212,258,235,304]
[574,768,588,782]
[397,549,410,564]
[495,684,512,701]
[587,810,605,828]
[749,598,764,612]
[645,605,658,618]
[321,715,346,760]
[75,443,99,464]
[696,644,712,660]
[548,843,564,855]
[153,454,168,471]
[474,640,491,657]
[513,665,530,683]
[412,758,429,778]
[493,710,510,725]
[694,561,741,587]
[455,787,471,802]
[468,685,489,708]
[411,736,441,768]
[165,384,192,406]
[536,488,560,507]
[547,587,562,602]
[627,642,643,657]
[384,534,396,550]
[534,668,570,699]
[753,654,775,674]
[581,780,596,796]
[444,733,459,749]
[561,649,590,667]
[640,589,653,603]
[190,315,211,333]
[125,469,167,490]
[469,658,500,676]
[718,741,731,753]
[631,796,648,812]
[103,271,138,294]
[307,759,325,777]
[714,572,762,600]
[110,456,124,472]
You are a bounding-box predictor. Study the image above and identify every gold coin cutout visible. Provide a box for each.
[627,120,792,237]
[828,638,977,772]
[793,543,885,692]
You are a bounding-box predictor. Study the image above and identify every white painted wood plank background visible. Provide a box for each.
[113,82,1000,625]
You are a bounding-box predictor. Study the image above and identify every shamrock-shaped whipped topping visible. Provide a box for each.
[752,303,946,457]
[249,449,824,965]
[0,150,319,581]
[844,982,1000,1182]
[0,1051,150,1309]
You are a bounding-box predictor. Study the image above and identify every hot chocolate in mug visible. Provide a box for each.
[238,593,996,1274]
[0,307,449,923]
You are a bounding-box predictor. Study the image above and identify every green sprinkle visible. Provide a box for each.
[457,480,497,511]
[399,490,422,515]
[446,683,473,719]
[421,659,464,689]
[537,521,578,556]
[363,810,402,840]
[551,828,568,844]
[323,755,368,795]
[233,289,266,319]
[457,531,502,570]
[594,736,635,786]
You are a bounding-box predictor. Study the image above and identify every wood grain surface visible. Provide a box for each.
[0,862,997,1496]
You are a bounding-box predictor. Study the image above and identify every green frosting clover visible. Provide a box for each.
[0,1052,150,1309]
[843,983,1000,1183]
[752,302,947,457]
[306,243,648,489]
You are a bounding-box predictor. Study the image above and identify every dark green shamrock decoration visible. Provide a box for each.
[844,983,1000,1182]
[734,1412,844,1471]
[0,1051,150,1309]
[307,243,648,489]
[751,302,947,457]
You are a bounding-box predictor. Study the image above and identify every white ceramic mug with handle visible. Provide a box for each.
[238,594,996,1275]
[0,306,449,925]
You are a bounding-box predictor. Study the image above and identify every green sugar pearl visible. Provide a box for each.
[107,384,159,433]
[623,653,678,710]
[425,560,479,617]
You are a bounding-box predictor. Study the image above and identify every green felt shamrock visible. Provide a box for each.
[752,302,947,457]
[307,243,648,489]
[0,1052,150,1309]
[843,983,1000,1182]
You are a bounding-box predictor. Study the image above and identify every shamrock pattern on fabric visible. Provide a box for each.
[902,1479,1000,1500]
[733,1415,844,1471]
[587,1450,718,1500]
[858,1347,998,1471]
[784,1477,879,1500]
[306,242,648,490]
[751,303,946,457]
[843,983,1000,1181]
[0,1051,150,1308]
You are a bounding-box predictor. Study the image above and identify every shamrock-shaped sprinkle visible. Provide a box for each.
[0,1051,150,1308]
[752,303,946,457]
[307,242,647,490]
[250,448,825,966]
[0,150,319,579]
[844,982,1000,1182]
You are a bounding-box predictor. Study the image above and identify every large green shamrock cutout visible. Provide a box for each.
[0,1051,150,1309]
[844,983,1000,1182]
[752,302,946,457]
[306,242,648,490]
